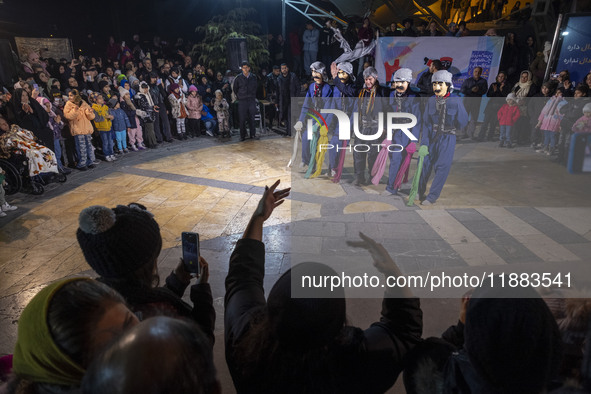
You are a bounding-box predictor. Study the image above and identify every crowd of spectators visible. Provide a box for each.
[0,180,590,393]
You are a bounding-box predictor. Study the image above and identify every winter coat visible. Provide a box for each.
[302,28,320,52]
[572,115,591,133]
[233,73,258,101]
[109,107,131,131]
[186,94,203,119]
[460,77,488,98]
[484,81,513,116]
[119,95,138,128]
[98,270,215,346]
[91,103,112,132]
[63,100,95,135]
[225,238,423,394]
[213,98,229,120]
[538,96,567,132]
[134,92,156,123]
[497,104,520,125]
[168,92,187,119]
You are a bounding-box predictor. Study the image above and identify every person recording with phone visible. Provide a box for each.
[76,202,215,345]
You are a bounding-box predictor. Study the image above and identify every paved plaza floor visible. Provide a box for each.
[1,132,590,393]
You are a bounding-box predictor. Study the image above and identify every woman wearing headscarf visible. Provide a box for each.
[511,70,539,144]
[1,278,138,394]
[8,88,54,149]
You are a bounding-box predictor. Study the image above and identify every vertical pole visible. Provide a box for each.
[282,0,286,40]
[544,13,563,83]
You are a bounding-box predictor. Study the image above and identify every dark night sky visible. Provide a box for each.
[0,0,310,51]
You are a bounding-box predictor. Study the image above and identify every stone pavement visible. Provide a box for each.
[1,133,590,393]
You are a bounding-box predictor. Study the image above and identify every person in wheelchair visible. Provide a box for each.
[0,115,65,192]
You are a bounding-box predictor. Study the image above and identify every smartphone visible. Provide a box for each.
[33,83,39,90]
[182,232,200,275]
[157,78,162,85]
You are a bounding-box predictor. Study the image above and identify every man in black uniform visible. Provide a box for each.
[233,61,259,141]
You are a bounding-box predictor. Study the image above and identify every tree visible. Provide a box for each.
[191,8,269,72]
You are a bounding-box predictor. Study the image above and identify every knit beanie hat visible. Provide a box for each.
[583,102,591,114]
[310,61,327,81]
[107,98,118,108]
[169,83,180,93]
[391,68,413,82]
[363,66,378,80]
[188,84,198,92]
[76,203,162,279]
[13,278,89,386]
[266,262,346,350]
[118,86,129,98]
[506,92,517,102]
[336,62,355,81]
[432,70,453,89]
[464,280,562,393]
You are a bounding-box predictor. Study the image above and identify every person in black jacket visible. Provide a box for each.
[478,70,513,141]
[148,72,173,143]
[76,202,215,346]
[277,63,299,136]
[9,88,53,148]
[233,61,259,141]
[224,180,422,394]
[415,59,442,98]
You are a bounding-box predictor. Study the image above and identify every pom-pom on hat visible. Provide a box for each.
[76,204,162,278]
[391,68,413,82]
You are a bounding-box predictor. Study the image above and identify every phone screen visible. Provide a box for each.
[33,84,39,90]
[182,232,200,275]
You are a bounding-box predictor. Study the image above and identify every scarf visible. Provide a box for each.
[513,71,533,98]
[393,143,417,189]
[407,145,429,206]
[309,125,329,178]
[332,140,348,183]
[13,278,89,386]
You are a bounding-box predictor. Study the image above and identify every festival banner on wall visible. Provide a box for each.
[375,36,505,90]
[555,14,591,86]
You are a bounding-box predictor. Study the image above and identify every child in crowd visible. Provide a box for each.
[185,85,202,138]
[108,98,131,153]
[497,93,520,148]
[201,101,217,137]
[90,92,116,162]
[0,167,17,217]
[213,89,231,140]
[537,87,567,155]
[168,83,188,139]
[135,82,158,148]
[572,102,591,133]
[36,96,71,174]
[119,87,145,151]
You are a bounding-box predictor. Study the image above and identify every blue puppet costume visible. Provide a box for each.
[294,62,333,171]
[418,70,468,205]
[329,61,357,179]
[383,68,421,195]
[352,66,388,186]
